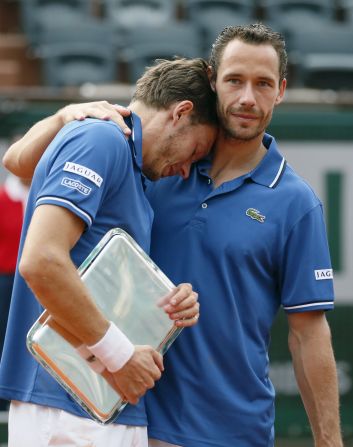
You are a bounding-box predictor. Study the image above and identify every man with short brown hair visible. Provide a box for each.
[0,57,218,447]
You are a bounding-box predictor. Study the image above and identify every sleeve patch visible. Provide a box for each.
[314,269,333,280]
[63,162,103,187]
[61,177,92,196]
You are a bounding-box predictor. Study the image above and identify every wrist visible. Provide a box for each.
[55,108,67,127]
[76,345,105,374]
[87,322,134,373]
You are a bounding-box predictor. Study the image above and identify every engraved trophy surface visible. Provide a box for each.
[27,228,181,424]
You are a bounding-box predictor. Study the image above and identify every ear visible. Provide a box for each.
[275,78,287,106]
[172,100,194,124]
[207,66,216,92]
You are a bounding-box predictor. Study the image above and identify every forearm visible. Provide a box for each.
[20,245,109,345]
[288,313,342,446]
[20,205,110,346]
[2,112,65,178]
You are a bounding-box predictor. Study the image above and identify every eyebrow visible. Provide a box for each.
[224,72,276,83]
[223,71,242,78]
[258,76,276,83]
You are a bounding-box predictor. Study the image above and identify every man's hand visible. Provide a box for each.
[108,346,164,405]
[57,101,132,137]
[158,283,200,328]
[45,316,163,404]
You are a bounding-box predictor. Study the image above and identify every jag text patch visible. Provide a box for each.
[314,269,333,280]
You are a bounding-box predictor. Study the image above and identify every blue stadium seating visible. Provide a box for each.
[288,22,353,90]
[104,0,176,29]
[121,21,204,82]
[36,22,118,87]
[19,0,92,46]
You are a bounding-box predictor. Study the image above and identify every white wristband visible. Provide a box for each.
[76,345,105,374]
[87,322,134,373]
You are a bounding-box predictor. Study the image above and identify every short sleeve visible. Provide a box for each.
[36,120,128,227]
[280,204,335,313]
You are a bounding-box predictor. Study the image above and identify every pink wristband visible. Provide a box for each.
[87,322,134,373]
[76,345,105,374]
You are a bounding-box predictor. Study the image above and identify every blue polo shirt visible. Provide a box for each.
[145,134,334,446]
[0,115,153,425]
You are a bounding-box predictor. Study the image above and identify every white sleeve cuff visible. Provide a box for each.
[87,322,134,373]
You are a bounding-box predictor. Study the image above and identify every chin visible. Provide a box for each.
[236,124,265,140]
[143,170,159,181]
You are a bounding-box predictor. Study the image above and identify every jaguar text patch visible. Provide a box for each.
[63,162,103,187]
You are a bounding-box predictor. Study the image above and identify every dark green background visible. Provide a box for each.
[270,307,353,443]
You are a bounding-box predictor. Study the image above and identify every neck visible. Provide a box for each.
[209,132,267,188]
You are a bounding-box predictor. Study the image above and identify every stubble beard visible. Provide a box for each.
[142,165,160,181]
[142,132,177,181]
[142,146,167,182]
[218,103,272,142]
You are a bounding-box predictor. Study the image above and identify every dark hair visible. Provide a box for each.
[209,23,288,83]
[132,57,218,125]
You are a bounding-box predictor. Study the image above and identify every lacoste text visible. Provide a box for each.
[61,177,92,196]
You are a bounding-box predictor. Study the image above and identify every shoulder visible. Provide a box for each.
[278,163,322,212]
[62,119,128,149]
[271,164,327,241]
[45,119,131,169]
[265,135,321,211]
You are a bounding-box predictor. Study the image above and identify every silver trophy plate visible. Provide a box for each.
[26,228,182,424]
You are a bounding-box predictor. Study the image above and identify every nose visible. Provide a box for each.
[240,82,256,107]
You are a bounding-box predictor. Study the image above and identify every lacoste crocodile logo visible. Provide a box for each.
[246,208,266,223]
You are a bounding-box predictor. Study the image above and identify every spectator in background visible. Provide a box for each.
[0,173,30,411]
